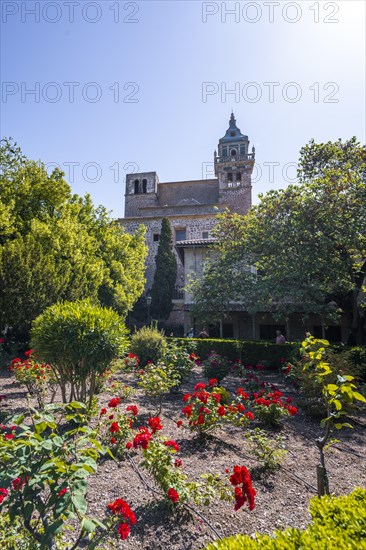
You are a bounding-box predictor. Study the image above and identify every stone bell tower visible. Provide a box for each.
[214,112,255,215]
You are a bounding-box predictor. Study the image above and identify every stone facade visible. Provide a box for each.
[119,113,255,308]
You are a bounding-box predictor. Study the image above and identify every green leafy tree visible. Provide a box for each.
[150,218,177,320]
[0,139,147,338]
[191,138,366,343]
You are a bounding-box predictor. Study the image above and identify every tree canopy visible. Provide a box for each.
[190,138,366,343]
[0,139,147,338]
[150,218,177,321]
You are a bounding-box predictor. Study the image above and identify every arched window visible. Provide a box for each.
[142,179,147,193]
[134,179,139,194]
[236,172,241,182]
[230,149,237,156]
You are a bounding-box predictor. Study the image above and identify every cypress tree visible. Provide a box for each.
[150,218,177,320]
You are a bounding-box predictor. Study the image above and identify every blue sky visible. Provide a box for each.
[1,0,365,217]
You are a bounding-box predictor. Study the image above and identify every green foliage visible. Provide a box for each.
[172,338,299,368]
[10,354,57,409]
[31,299,128,404]
[150,218,177,320]
[0,403,109,548]
[202,351,232,382]
[203,488,366,550]
[139,362,179,413]
[130,325,167,366]
[0,513,39,549]
[245,428,287,471]
[165,339,197,385]
[191,138,366,343]
[0,139,147,338]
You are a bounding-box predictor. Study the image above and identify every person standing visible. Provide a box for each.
[275,330,286,344]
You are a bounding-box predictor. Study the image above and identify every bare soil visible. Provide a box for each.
[1,365,365,550]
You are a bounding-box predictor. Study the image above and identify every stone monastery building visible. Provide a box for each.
[120,114,346,342]
[120,113,254,333]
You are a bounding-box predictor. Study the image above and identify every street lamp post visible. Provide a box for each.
[146,295,152,325]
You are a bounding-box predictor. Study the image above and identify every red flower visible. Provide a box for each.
[126,405,138,416]
[110,437,117,444]
[117,523,130,540]
[237,388,250,400]
[167,488,179,503]
[4,433,14,440]
[133,427,152,449]
[108,397,121,408]
[11,476,28,491]
[108,498,136,524]
[148,416,163,433]
[0,338,5,344]
[176,420,183,428]
[11,357,21,365]
[236,403,245,413]
[100,408,107,415]
[0,488,9,503]
[164,440,180,452]
[182,405,192,418]
[174,459,182,468]
[110,422,120,433]
[211,393,221,403]
[229,465,256,511]
[125,441,132,449]
[208,378,218,387]
[58,487,69,497]
[286,405,298,416]
[182,393,191,402]
[24,349,33,357]
[217,406,226,417]
[197,413,205,425]
[194,382,206,391]
[196,391,209,404]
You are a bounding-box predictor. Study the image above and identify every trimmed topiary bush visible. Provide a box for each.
[31,299,128,405]
[204,488,366,549]
[130,325,167,367]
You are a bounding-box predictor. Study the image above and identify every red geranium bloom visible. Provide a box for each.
[167,488,179,503]
[110,437,117,444]
[244,412,254,420]
[217,406,226,417]
[100,408,107,415]
[108,397,121,408]
[174,459,182,467]
[110,422,120,433]
[125,441,132,449]
[236,403,245,413]
[24,349,33,357]
[133,427,152,449]
[176,420,183,428]
[4,433,14,440]
[208,378,218,387]
[194,382,206,391]
[211,393,221,403]
[164,440,180,452]
[148,416,163,433]
[126,405,138,416]
[182,405,192,418]
[0,488,9,503]
[182,393,191,402]
[117,523,130,540]
[108,498,137,525]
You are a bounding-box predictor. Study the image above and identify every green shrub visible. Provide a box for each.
[204,488,366,550]
[245,428,287,471]
[0,513,39,549]
[171,338,299,369]
[130,325,167,367]
[165,339,196,385]
[31,299,128,405]
[202,351,232,382]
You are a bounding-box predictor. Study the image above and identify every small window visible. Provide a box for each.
[223,323,234,338]
[153,234,160,242]
[236,172,241,182]
[142,179,147,193]
[227,173,233,183]
[134,179,139,194]
[202,231,209,239]
[240,145,245,155]
[222,147,228,157]
[230,131,236,137]
[175,229,186,242]
[230,149,237,156]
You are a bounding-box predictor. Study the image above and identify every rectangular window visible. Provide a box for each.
[153,234,160,242]
[202,231,209,239]
[175,229,186,242]
[313,325,342,343]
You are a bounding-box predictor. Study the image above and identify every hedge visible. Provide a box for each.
[203,488,366,550]
[171,338,299,368]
